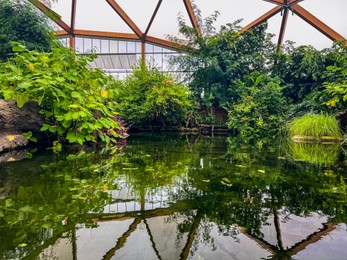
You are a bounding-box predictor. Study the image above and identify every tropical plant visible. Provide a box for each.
[0,42,126,145]
[287,113,342,139]
[272,43,327,104]
[0,0,53,60]
[112,63,192,128]
[226,72,287,138]
[323,43,347,109]
[171,16,276,110]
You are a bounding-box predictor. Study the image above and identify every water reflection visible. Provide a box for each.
[0,134,346,259]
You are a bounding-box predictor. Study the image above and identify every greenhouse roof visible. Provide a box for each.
[31,0,346,50]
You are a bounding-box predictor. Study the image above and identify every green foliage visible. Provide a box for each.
[112,63,192,127]
[273,44,328,103]
[288,113,342,139]
[0,150,122,259]
[288,142,339,165]
[0,0,53,60]
[226,73,287,138]
[172,17,276,108]
[0,42,125,145]
[323,43,347,109]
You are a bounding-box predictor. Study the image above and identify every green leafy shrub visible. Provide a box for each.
[323,44,347,109]
[226,73,287,137]
[0,42,125,145]
[0,0,53,60]
[112,63,192,128]
[171,17,276,109]
[288,113,342,139]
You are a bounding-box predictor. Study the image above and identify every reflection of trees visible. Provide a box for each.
[0,150,122,259]
[167,137,347,258]
[0,135,346,259]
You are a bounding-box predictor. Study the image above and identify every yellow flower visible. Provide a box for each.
[28,63,35,71]
[101,89,108,98]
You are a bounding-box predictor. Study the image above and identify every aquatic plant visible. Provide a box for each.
[288,113,342,139]
[288,141,339,165]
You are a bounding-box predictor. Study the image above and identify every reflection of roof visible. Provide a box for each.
[34,191,346,260]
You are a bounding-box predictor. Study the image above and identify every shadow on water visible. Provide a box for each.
[0,134,346,259]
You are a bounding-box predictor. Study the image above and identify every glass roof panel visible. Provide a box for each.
[50,0,346,49]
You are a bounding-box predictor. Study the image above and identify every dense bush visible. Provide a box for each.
[172,13,276,107]
[0,0,53,60]
[112,63,192,128]
[323,43,347,109]
[227,73,287,137]
[0,42,126,146]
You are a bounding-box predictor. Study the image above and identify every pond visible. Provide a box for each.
[0,134,346,260]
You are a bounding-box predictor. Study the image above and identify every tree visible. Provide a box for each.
[0,0,53,60]
[227,72,287,138]
[172,17,276,109]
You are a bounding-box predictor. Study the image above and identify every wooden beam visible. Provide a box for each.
[292,4,347,44]
[144,0,163,39]
[263,0,305,7]
[55,29,185,51]
[289,223,336,256]
[103,218,142,260]
[277,8,289,46]
[27,0,70,33]
[180,215,201,260]
[68,29,139,40]
[141,41,146,61]
[241,6,282,32]
[263,0,285,6]
[55,30,69,36]
[145,36,184,51]
[183,0,202,37]
[287,0,305,6]
[69,0,77,49]
[105,0,143,39]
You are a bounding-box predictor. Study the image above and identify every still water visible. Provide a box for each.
[0,134,346,260]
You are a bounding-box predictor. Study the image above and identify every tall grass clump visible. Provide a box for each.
[288,113,342,139]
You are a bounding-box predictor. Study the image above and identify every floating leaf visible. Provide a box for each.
[202,179,210,183]
[258,170,265,174]
[221,177,232,186]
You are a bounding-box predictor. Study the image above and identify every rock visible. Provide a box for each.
[0,99,45,134]
[0,134,28,153]
[0,149,29,163]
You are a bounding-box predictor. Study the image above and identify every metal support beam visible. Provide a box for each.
[241,6,282,32]
[183,0,202,37]
[106,0,143,39]
[292,4,347,44]
[27,0,70,33]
